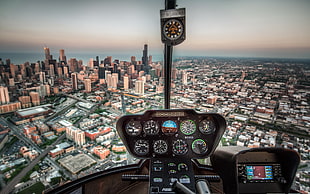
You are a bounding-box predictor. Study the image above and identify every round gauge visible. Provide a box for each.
[125,120,142,136]
[199,119,215,134]
[143,120,159,135]
[180,120,196,135]
[172,139,188,155]
[153,140,168,154]
[134,140,149,156]
[192,139,208,155]
[162,120,178,134]
[163,19,184,40]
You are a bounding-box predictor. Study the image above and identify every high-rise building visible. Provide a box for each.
[182,70,188,85]
[59,49,67,63]
[99,64,105,79]
[135,80,144,95]
[131,56,136,63]
[39,72,45,83]
[66,127,85,146]
[72,73,78,91]
[111,73,118,89]
[29,92,40,106]
[106,74,112,88]
[172,68,177,80]
[49,64,55,77]
[8,78,15,87]
[104,56,112,65]
[0,86,10,104]
[88,58,94,69]
[84,78,91,92]
[19,96,31,108]
[142,44,150,73]
[141,76,146,83]
[149,55,152,65]
[128,65,135,75]
[74,130,85,146]
[57,67,63,77]
[45,84,51,96]
[10,64,16,78]
[139,71,145,77]
[44,47,52,60]
[124,75,129,90]
[63,66,69,77]
[68,58,78,73]
[34,63,40,73]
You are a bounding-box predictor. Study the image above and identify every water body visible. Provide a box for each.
[0,52,164,65]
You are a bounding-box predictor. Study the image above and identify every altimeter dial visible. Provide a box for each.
[143,120,159,135]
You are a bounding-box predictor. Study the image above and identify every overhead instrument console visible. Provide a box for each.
[116,109,226,193]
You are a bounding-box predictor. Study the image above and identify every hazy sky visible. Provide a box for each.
[0,0,310,58]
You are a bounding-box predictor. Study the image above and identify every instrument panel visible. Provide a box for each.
[116,109,226,159]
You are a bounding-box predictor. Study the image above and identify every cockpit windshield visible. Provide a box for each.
[0,0,309,194]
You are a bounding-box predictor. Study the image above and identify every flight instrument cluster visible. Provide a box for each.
[116,109,226,159]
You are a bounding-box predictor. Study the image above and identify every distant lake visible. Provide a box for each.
[0,52,164,65]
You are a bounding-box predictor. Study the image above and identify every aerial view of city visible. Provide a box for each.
[0,0,309,194]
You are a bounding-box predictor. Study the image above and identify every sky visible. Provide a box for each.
[0,0,310,59]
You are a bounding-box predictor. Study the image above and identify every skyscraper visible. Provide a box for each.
[44,47,52,60]
[49,64,55,77]
[142,44,149,73]
[149,55,152,65]
[84,78,91,92]
[99,64,105,79]
[131,56,136,63]
[124,75,129,91]
[104,56,112,65]
[59,49,67,63]
[0,86,10,104]
[72,73,78,91]
[135,80,144,95]
[182,70,188,85]
[111,73,118,89]
[29,92,40,106]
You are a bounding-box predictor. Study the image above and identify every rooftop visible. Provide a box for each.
[58,154,96,174]
[16,107,49,117]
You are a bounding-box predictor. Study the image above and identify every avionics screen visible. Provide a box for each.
[246,165,273,180]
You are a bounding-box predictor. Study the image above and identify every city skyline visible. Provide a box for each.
[0,0,310,59]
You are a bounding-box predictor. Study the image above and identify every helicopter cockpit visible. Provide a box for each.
[47,0,300,193]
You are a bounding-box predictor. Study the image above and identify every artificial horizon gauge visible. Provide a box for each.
[163,19,184,40]
[143,120,159,135]
[192,139,208,155]
[134,139,149,156]
[153,140,168,154]
[172,139,188,155]
[162,120,178,134]
[180,120,196,135]
[199,118,215,134]
[125,120,142,136]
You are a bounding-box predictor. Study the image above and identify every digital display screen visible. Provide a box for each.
[246,165,273,180]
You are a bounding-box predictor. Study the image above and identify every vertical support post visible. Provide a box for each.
[164,0,176,109]
[164,44,173,109]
